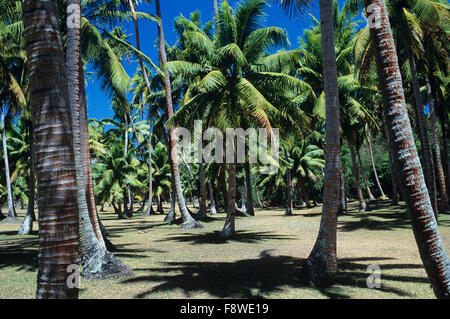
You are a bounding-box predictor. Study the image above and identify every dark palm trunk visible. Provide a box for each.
[244,162,255,216]
[301,0,340,287]
[155,0,201,229]
[197,162,207,220]
[427,79,449,213]
[208,181,217,214]
[407,48,438,217]
[366,0,450,298]
[221,159,236,239]
[338,168,347,214]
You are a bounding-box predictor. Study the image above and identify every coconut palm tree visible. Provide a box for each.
[364,0,450,298]
[22,0,80,299]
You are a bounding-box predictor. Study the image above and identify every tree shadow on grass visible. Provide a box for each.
[122,252,423,299]
[0,237,38,272]
[156,231,297,245]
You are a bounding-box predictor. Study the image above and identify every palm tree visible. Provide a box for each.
[364,0,450,298]
[155,0,202,229]
[22,0,80,299]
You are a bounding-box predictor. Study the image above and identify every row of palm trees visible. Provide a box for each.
[0,0,449,298]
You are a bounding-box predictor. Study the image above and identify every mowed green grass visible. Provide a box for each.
[1,200,450,299]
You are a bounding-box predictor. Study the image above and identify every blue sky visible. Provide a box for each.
[85,0,346,120]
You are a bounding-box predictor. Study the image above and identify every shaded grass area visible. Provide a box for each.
[0,199,449,299]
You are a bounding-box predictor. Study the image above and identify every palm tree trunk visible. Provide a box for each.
[155,0,201,229]
[208,181,217,214]
[284,150,293,216]
[254,174,264,208]
[221,155,236,239]
[366,126,387,198]
[1,110,17,220]
[244,162,255,216]
[79,57,105,244]
[23,0,80,298]
[198,162,208,220]
[407,48,438,218]
[18,122,36,234]
[427,79,449,213]
[366,0,450,298]
[381,111,400,205]
[143,126,154,216]
[66,0,130,279]
[213,0,219,16]
[348,143,367,211]
[357,148,375,200]
[301,0,340,287]
[219,162,228,210]
[338,169,347,214]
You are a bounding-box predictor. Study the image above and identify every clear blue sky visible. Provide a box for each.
[85,0,348,120]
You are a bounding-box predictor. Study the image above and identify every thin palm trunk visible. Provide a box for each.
[18,122,36,234]
[284,150,293,216]
[244,162,255,216]
[254,174,264,208]
[79,58,105,244]
[382,111,400,205]
[221,156,236,239]
[357,148,375,200]
[407,48,438,217]
[366,0,450,298]
[143,125,154,216]
[1,110,17,220]
[213,0,219,16]
[338,168,347,214]
[348,143,367,211]
[301,0,340,287]
[219,162,228,210]
[366,126,387,198]
[427,79,449,213]
[198,162,207,220]
[23,0,80,298]
[155,0,201,229]
[208,181,217,215]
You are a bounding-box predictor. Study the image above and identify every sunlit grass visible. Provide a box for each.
[1,200,449,299]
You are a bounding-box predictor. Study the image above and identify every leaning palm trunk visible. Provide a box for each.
[1,111,17,221]
[407,48,438,217]
[348,143,366,211]
[18,123,36,234]
[366,0,450,298]
[156,0,201,229]
[301,0,340,287]
[66,0,132,279]
[357,148,375,200]
[23,0,80,298]
[366,126,387,198]
[427,79,449,213]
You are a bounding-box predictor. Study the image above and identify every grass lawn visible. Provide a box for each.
[1,200,449,299]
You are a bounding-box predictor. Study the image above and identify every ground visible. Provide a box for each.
[1,200,449,299]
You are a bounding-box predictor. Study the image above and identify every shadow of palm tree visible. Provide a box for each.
[156,231,296,245]
[122,252,421,299]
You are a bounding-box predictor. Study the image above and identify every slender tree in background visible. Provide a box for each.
[1,108,17,221]
[155,0,202,229]
[365,0,450,298]
[23,0,79,299]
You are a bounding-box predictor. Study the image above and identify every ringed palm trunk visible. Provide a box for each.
[1,111,17,221]
[357,148,375,200]
[407,48,438,218]
[23,0,80,298]
[221,151,237,239]
[155,0,201,229]
[366,0,450,298]
[348,143,367,211]
[338,168,347,215]
[65,0,131,279]
[427,79,449,213]
[301,0,340,287]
